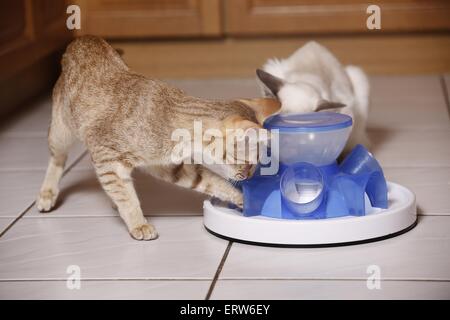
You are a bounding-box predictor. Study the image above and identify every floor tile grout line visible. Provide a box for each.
[205,241,233,300]
[0,168,91,173]
[0,278,214,282]
[439,74,450,118]
[62,150,89,177]
[0,133,49,138]
[1,165,450,173]
[0,202,35,238]
[10,213,450,220]
[0,150,88,238]
[371,166,450,169]
[20,214,205,218]
[367,127,450,132]
[0,167,94,173]
[1,164,449,173]
[0,278,449,283]
[212,278,450,283]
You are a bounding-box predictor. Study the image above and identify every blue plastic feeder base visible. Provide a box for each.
[242,145,388,220]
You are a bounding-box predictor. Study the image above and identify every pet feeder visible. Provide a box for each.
[203,112,417,247]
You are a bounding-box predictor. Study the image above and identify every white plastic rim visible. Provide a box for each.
[203,182,417,247]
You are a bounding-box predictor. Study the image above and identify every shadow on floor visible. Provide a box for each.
[56,169,206,215]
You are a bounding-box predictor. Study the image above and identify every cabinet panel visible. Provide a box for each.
[0,0,72,82]
[76,0,221,38]
[35,0,67,26]
[33,0,69,38]
[0,1,29,54]
[225,0,450,35]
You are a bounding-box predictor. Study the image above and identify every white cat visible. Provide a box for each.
[256,41,370,152]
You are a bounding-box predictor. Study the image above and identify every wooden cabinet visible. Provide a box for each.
[0,0,72,82]
[0,0,71,114]
[75,0,222,38]
[0,1,28,53]
[225,0,450,35]
[74,0,450,38]
[1,0,449,110]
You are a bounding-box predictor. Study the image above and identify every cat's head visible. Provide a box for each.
[201,110,275,182]
[256,69,345,113]
[220,115,266,181]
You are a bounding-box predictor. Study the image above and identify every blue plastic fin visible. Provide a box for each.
[365,171,388,209]
[332,176,366,216]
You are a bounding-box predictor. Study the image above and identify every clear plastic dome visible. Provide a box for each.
[264,112,353,166]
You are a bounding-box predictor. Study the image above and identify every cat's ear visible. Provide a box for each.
[316,100,346,112]
[256,69,285,98]
[114,48,124,57]
[239,98,281,124]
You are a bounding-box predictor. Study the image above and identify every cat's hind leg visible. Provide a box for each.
[37,81,75,212]
[93,158,157,241]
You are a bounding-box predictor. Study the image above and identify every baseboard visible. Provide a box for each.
[111,33,450,78]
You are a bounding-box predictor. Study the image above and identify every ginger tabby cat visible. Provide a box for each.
[37,36,280,240]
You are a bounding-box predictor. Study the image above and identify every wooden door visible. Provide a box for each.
[0,0,72,114]
[0,0,72,82]
[225,0,450,35]
[75,0,222,38]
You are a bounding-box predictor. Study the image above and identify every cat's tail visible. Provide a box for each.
[344,65,371,151]
[345,65,370,123]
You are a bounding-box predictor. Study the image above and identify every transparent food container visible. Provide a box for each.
[264,112,353,166]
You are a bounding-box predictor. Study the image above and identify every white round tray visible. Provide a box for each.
[203,182,417,247]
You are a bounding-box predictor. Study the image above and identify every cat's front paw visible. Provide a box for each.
[130,223,158,241]
[231,192,244,210]
[37,189,58,212]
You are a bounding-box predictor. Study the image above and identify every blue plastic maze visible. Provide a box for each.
[242,112,388,220]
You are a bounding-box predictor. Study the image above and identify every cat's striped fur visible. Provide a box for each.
[37,36,280,240]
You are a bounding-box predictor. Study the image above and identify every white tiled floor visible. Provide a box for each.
[368,76,449,130]
[25,168,206,217]
[369,129,450,167]
[0,280,210,300]
[444,75,450,104]
[0,76,449,300]
[220,216,450,280]
[0,95,52,137]
[0,171,45,217]
[211,280,450,300]
[383,167,450,215]
[0,137,85,171]
[0,219,12,234]
[0,217,226,280]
